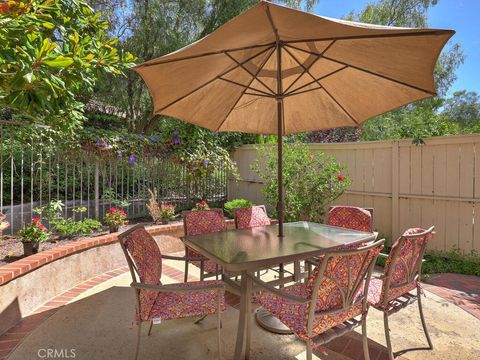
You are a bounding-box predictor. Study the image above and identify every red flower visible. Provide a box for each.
[32,218,41,223]
[201,200,206,205]
[38,224,45,230]
[337,174,344,182]
[34,233,39,237]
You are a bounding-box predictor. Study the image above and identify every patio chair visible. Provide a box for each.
[183,209,227,282]
[327,205,373,233]
[307,206,374,277]
[233,205,271,229]
[367,226,434,360]
[254,239,385,360]
[118,224,225,360]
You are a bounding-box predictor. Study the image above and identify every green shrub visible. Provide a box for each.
[51,218,102,238]
[252,142,351,222]
[224,199,254,219]
[375,246,480,277]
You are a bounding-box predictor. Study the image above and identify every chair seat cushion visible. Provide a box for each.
[257,283,363,341]
[145,280,226,321]
[368,278,417,307]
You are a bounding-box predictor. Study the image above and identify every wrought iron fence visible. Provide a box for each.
[0,125,229,234]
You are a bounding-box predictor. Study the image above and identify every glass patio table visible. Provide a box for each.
[183,221,376,360]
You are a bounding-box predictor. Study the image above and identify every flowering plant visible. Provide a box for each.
[19,218,49,243]
[193,200,210,211]
[159,203,175,220]
[104,208,128,226]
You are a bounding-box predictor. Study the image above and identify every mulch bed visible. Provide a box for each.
[0,217,183,267]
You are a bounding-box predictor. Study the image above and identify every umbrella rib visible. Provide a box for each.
[154,46,273,114]
[136,43,275,67]
[218,77,274,97]
[215,47,276,132]
[283,29,453,45]
[283,46,329,92]
[264,2,280,42]
[284,85,323,97]
[285,65,348,96]
[224,52,276,95]
[282,40,335,94]
[321,86,359,125]
[286,43,436,96]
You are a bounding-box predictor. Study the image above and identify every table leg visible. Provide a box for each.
[234,271,253,360]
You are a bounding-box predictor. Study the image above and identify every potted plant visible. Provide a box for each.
[159,203,175,224]
[18,218,48,256]
[193,200,210,211]
[104,207,128,233]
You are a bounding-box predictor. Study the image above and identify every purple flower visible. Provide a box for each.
[149,136,156,142]
[96,140,102,146]
[173,137,181,145]
[117,151,122,158]
[129,154,135,164]
[173,130,179,135]
[203,159,209,166]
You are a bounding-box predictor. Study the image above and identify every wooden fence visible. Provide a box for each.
[229,134,480,252]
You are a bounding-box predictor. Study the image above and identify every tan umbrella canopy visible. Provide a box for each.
[135,0,454,235]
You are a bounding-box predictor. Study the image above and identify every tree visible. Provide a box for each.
[0,0,135,133]
[442,90,480,123]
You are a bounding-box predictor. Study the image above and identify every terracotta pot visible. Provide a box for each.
[23,242,39,256]
[161,217,169,225]
[109,224,119,233]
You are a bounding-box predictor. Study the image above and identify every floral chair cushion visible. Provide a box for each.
[122,227,163,322]
[183,209,226,236]
[258,243,383,341]
[183,209,226,272]
[368,278,417,307]
[327,206,373,233]
[234,206,271,229]
[144,280,226,322]
[369,228,432,307]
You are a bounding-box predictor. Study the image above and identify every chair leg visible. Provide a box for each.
[147,320,153,336]
[362,313,370,360]
[194,314,208,324]
[217,290,222,360]
[383,311,394,360]
[417,285,433,349]
[184,259,189,283]
[135,322,142,360]
[306,341,312,360]
[200,260,205,281]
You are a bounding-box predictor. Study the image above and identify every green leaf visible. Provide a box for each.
[43,56,74,68]
[42,22,55,30]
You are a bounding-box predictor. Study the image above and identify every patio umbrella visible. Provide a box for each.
[135,0,454,237]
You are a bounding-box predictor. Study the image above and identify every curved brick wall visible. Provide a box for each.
[0,222,204,336]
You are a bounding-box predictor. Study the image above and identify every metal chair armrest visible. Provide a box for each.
[378,253,388,258]
[161,254,186,261]
[250,276,309,304]
[130,281,224,293]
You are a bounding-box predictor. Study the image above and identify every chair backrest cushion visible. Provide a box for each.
[119,226,162,321]
[234,205,271,229]
[327,206,373,233]
[183,209,226,236]
[382,227,433,301]
[307,241,383,313]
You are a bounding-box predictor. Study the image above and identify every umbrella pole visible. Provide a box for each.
[276,41,284,237]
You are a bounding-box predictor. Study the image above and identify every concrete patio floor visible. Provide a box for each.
[5,258,480,360]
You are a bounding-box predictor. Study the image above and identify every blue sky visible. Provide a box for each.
[313,0,480,95]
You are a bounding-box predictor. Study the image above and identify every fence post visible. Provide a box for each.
[95,159,100,220]
[391,140,399,243]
